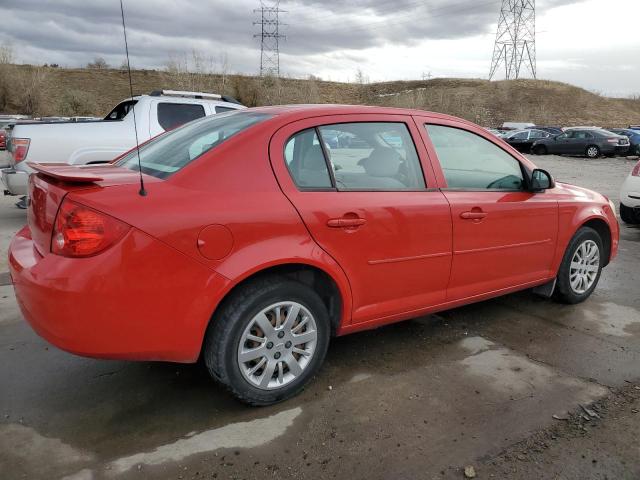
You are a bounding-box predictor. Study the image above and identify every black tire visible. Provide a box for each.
[585,145,600,159]
[554,227,604,304]
[620,203,640,224]
[203,276,330,406]
[533,144,547,155]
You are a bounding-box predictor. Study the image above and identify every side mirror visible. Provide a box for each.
[530,168,555,191]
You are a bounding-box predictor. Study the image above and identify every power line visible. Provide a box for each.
[489,0,536,80]
[254,1,286,76]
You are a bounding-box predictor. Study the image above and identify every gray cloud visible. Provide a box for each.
[0,0,590,79]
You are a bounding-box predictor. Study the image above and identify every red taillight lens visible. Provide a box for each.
[12,138,30,163]
[51,199,130,257]
[632,160,640,177]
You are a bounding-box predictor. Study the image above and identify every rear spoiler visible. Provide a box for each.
[27,162,104,182]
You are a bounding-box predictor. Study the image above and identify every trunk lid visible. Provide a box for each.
[27,163,157,255]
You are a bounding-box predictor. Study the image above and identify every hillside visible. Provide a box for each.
[0,64,638,127]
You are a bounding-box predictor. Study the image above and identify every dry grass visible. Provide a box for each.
[0,64,638,127]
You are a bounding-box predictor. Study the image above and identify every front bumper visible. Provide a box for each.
[1,167,28,195]
[9,225,230,362]
[620,175,640,208]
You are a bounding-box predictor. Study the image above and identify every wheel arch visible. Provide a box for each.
[580,217,612,266]
[199,259,350,358]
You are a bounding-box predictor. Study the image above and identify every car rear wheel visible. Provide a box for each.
[585,145,600,159]
[533,144,547,155]
[554,227,604,304]
[203,276,330,406]
[620,203,640,224]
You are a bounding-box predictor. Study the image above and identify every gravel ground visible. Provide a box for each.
[0,154,639,480]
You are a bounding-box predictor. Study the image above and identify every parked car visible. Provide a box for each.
[485,128,509,138]
[9,105,619,405]
[526,126,563,135]
[629,125,640,131]
[504,128,552,153]
[532,128,630,158]
[1,90,245,198]
[620,159,640,224]
[608,128,640,156]
[502,121,535,130]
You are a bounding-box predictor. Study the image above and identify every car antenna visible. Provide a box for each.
[119,0,146,197]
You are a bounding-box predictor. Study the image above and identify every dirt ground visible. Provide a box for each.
[0,154,639,480]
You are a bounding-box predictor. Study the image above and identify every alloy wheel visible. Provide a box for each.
[237,301,318,390]
[586,146,599,158]
[569,240,600,294]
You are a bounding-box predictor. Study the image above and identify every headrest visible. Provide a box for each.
[359,147,401,177]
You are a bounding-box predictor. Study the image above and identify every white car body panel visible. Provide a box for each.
[620,170,640,208]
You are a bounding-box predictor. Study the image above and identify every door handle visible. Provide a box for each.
[460,211,488,220]
[327,217,366,228]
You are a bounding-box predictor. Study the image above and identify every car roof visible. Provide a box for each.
[244,104,476,126]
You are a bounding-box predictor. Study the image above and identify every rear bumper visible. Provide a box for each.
[9,225,230,362]
[1,167,28,195]
[615,145,630,155]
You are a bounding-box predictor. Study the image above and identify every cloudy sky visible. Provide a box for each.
[1,0,639,96]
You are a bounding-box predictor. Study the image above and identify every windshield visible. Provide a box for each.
[104,100,138,121]
[115,110,271,179]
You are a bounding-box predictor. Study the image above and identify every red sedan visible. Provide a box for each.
[9,105,619,405]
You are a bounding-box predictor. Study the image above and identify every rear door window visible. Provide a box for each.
[319,122,425,191]
[157,103,206,131]
[284,122,425,191]
[284,129,333,189]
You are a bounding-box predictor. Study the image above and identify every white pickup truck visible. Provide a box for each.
[2,90,245,200]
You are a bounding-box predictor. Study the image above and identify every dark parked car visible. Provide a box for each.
[532,128,630,158]
[526,126,563,135]
[608,128,640,156]
[504,129,552,153]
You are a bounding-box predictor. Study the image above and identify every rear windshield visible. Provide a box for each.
[115,111,271,179]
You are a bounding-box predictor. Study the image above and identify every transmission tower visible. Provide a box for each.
[254,1,286,77]
[489,0,536,80]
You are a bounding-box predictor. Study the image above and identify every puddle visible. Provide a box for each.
[349,373,373,383]
[584,302,640,337]
[459,336,495,355]
[0,423,94,470]
[107,407,302,475]
[458,336,607,401]
[61,469,94,480]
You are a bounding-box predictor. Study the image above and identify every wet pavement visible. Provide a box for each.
[1,155,639,479]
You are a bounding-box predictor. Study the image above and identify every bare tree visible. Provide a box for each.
[0,42,14,65]
[87,57,109,70]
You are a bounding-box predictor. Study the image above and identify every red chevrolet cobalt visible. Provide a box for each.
[9,106,619,405]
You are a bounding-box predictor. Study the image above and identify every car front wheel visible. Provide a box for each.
[533,144,547,155]
[554,227,604,304]
[203,276,330,406]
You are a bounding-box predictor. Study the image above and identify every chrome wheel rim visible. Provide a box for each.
[237,301,317,390]
[587,147,598,158]
[569,240,600,294]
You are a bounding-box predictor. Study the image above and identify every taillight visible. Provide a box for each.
[12,138,30,163]
[51,199,130,257]
[632,160,640,177]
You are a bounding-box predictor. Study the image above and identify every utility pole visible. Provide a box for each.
[489,0,536,80]
[254,1,286,77]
